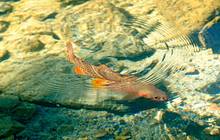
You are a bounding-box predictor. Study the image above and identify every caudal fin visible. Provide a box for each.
[66,41,76,63]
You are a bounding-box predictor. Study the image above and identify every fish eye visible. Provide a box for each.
[153,96,168,101]
[154,96,159,100]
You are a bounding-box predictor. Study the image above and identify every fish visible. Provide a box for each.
[66,41,168,101]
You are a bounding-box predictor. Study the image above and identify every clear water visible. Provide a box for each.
[0,0,219,139]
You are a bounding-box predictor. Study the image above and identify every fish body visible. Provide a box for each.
[66,41,168,101]
[107,81,168,101]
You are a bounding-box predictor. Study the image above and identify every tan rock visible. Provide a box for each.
[0,21,9,33]
[0,2,13,15]
[208,103,220,111]
[14,35,45,53]
[154,0,220,34]
[154,110,164,122]
[184,66,199,75]
[57,0,155,60]
[204,126,220,136]
[6,0,60,22]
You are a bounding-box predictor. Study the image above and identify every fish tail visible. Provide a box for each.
[66,41,77,63]
[66,41,84,66]
[66,41,99,77]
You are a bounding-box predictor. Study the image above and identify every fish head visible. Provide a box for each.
[137,84,168,101]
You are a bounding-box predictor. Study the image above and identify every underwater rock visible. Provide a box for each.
[154,0,220,34]
[59,0,90,7]
[201,80,220,95]
[0,21,10,33]
[0,3,13,16]
[11,0,60,21]
[0,116,25,138]
[199,16,220,53]
[114,128,131,140]
[185,69,200,76]
[184,66,199,75]
[12,102,37,121]
[0,95,20,111]
[41,12,58,21]
[207,103,220,112]
[154,110,164,122]
[204,126,220,136]
[17,36,45,52]
[3,135,14,140]
[58,0,155,61]
[57,124,76,134]
[94,129,109,138]
[0,0,219,139]
[0,49,10,62]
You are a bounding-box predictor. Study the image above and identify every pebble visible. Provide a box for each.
[208,103,220,111]
[154,110,164,122]
[171,97,183,106]
[204,126,220,136]
[0,3,13,15]
[115,128,131,140]
[95,129,108,138]
[185,66,200,75]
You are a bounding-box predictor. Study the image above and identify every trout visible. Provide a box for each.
[66,41,168,101]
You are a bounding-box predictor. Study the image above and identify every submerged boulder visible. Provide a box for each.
[0,95,20,111]
[0,116,24,138]
[12,102,37,121]
[199,17,220,53]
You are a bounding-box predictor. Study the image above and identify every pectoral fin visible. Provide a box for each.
[91,78,111,88]
[73,66,87,75]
